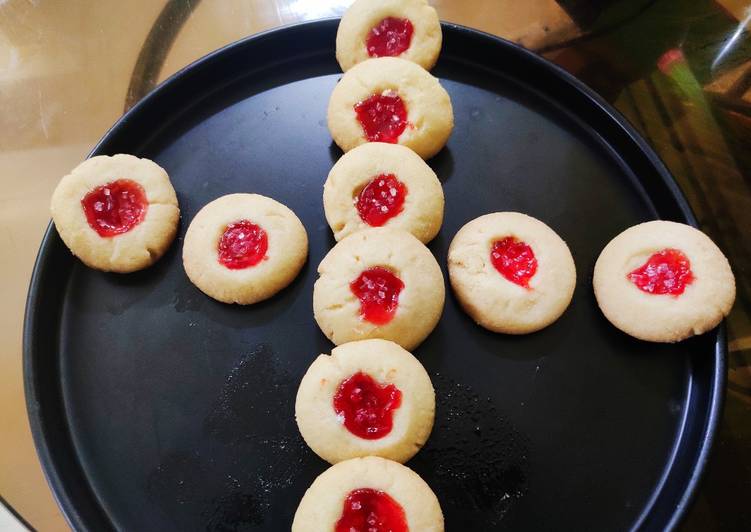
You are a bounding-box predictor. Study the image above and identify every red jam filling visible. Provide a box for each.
[356,174,408,227]
[335,488,408,532]
[350,267,404,325]
[217,220,268,270]
[81,179,147,237]
[333,372,402,440]
[354,92,408,144]
[366,17,414,58]
[491,237,538,288]
[627,248,694,295]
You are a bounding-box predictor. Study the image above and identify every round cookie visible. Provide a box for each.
[296,339,435,464]
[292,456,443,532]
[323,142,444,243]
[336,0,442,72]
[593,220,735,342]
[50,154,179,273]
[327,57,453,160]
[182,193,308,304]
[313,228,444,351]
[448,212,576,334]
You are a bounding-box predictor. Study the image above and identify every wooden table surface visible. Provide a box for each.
[1,1,749,530]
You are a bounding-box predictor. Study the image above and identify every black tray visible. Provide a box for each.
[24,20,725,532]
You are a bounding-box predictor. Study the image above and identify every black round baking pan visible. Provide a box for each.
[24,19,725,531]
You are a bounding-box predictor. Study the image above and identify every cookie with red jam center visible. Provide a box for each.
[183,193,308,305]
[327,57,453,160]
[50,154,179,273]
[314,228,444,351]
[296,339,435,464]
[292,457,444,532]
[593,220,735,342]
[336,0,442,72]
[323,143,444,244]
[448,212,576,334]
